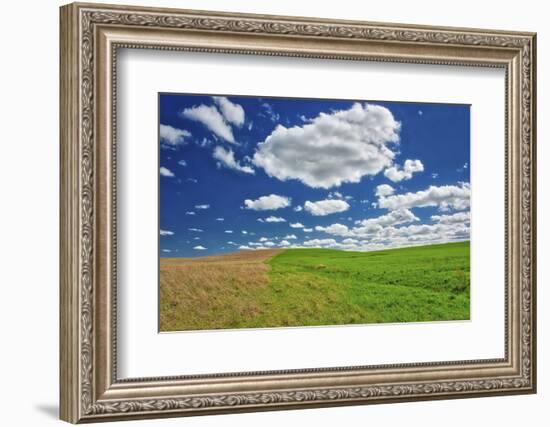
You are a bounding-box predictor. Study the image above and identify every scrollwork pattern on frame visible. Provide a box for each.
[77,8,534,417]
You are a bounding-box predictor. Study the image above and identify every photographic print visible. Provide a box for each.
[159,94,471,332]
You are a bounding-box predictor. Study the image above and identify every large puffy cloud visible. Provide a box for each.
[213,96,245,127]
[213,146,254,174]
[159,124,191,148]
[252,103,401,189]
[304,199,350,216]
[181,105,235,143]
[378,183,470,212]
[384,159,424,182]
[244,194,291,211]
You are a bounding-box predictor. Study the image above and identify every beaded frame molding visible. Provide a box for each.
[60,2,536,423]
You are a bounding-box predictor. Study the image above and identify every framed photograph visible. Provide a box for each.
[60,2,536,423]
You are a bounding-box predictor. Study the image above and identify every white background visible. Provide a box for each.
[0,0,546,426]
[118,50,504,377]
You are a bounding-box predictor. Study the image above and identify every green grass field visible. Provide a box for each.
[160,241,470,331]
[254,241,470,327]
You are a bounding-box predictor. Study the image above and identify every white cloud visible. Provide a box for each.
[160,166,175,177]
[293,205,303,212]
[279,240,291,246]
[195,204,210,210]
[225,230,233,233]
[259,237,270,242]
[181,105,235,143]
[159,124,191,148]
[431,211,470,224]
[252,103,400,189]
[216,217,224,221]
[314,223,350,237]
[213,146,254,174]
[289,222,304,228]
[316,208,419,238]
[193,245,207,250]
[188,228,203,232]
[239,245,252,250]
[304,238,338,247]
[264,216,286,223]
[213,96,245,127]
[378,183,470,212]
[185,211,195,215]
[343,238,359,244]
[241,230,248,234]
[308,220,469,252]
[355,208,419,228]
[304,199,350,216]
[303,228,313,232]
[160,229,174,236]
[263,241,276,247]
[375,184,395,197]
[162,249,172,253]
[261,102,280,122]
[384,159,424,182]
[244,194,291,211]
[178,159,187,167]
[284,234,297,240]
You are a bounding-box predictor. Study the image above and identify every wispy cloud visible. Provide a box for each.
[160,124,191,148]
[213,96,245,127]
[213,146,254,174]
[181,105,236,143]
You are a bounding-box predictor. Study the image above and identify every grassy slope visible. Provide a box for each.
[160,241,470,331]
[249,241,470,328]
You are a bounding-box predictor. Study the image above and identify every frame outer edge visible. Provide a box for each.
[529,33,537,393]
[59,2,537,422]
[60,3,81,424]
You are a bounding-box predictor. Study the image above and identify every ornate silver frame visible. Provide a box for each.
[60,2,537,423]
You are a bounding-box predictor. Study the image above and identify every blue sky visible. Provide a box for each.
[159,93,470,257]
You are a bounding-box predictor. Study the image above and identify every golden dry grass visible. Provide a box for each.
[160,249,282,331]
